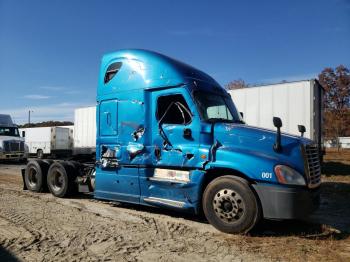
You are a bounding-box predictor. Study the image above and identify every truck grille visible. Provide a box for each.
[304,144,321,188]
[2,141,24,152]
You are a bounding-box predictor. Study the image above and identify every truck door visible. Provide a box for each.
[95,99,141,203]
[150,88,201,168]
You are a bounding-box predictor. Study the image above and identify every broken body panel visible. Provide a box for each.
[95,49,320,219]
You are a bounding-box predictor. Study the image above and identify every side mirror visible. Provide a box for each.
[273,117,282,152]
[298,125,306,137]
[183,128,192,139]
[240,112,244,119]
[22,131,25,137]
[273,117,282,128]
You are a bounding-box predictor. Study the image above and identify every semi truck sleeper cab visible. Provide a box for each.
[23,49,321,234]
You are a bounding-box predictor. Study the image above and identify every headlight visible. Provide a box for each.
[274,165,306,186]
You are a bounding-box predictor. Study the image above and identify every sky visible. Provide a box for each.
[0,0,349,124]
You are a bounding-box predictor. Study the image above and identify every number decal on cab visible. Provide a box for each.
[261,172,272,179]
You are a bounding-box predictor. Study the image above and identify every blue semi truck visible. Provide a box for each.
[23,50,321,234]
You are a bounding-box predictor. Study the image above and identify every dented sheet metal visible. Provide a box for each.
[131,127,145,141]
[126,142,145,160]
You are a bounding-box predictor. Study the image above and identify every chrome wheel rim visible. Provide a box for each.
[213,189,245,223]
[28,168,38,187]
[51,169,65,192]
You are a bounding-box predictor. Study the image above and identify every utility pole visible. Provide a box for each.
[28,110,34,125]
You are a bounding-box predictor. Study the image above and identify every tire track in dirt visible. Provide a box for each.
[2,164,350,261]
[0,187,264,262]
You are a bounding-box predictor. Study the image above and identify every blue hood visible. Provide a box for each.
[207,123,312,182]
[215,123,309,152]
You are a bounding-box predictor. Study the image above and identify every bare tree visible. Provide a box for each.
[318,65,350,149]
[225,79,248,90]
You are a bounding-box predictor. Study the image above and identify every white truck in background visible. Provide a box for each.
[20,126,73,158]
[73,106,96,157]
[0,114,28,161]
[228,79,324,153]
[18,106,96,160]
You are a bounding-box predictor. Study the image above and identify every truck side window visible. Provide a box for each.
[104,62,122,84]
[157,94,192,125]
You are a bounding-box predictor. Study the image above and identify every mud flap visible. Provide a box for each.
[21,168,27,190]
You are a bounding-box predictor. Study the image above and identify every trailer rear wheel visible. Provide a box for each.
[202,176,260,234]
[24,160,50,192]
[47,162,76,197]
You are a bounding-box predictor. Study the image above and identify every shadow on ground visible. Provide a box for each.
[69,181,350,239]
[250,219,349,240]
[251,180,350,239]
[0,160,26,166]
[322,161,350,176]
[16,158,349,239]
[0,245,20,262]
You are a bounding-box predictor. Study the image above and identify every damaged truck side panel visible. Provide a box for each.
[95,54,209,210]
[23,49,321,234]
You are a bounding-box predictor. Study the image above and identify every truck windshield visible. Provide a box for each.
[194,92,244,123]
[0,127,19,137]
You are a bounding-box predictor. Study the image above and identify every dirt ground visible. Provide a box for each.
[0,151,350,262]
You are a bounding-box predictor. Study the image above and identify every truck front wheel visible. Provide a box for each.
[202,176,260,234]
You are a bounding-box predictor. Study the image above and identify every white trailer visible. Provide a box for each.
[20,127,73,158]
[325,137,350,149]
[73,106,96,156]
[228,80,324,149]
[338,137,350,149]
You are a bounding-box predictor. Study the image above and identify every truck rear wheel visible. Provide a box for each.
[47,162,76,197]
[24,160,50,192]
[37,149,44,159]
[202,176,260,234]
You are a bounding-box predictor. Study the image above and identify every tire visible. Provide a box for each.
[42,159,54,166]
[37,149,44,159]
[202,176,260,234]
[24,160,50,192]
[47,162,77,197]
[88,168,96,192]
[66,160,81,171]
